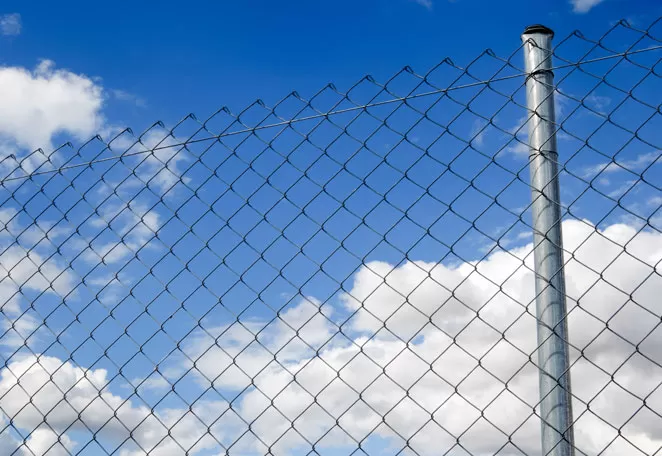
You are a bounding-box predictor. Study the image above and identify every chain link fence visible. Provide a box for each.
[0,17,661,456]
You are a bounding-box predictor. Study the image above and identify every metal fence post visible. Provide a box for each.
[521,25,575,456]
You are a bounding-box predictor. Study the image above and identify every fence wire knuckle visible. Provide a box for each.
[0,17,661,456]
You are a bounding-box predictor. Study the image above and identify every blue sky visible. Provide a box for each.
[0,0,659,132]
[0,1,661,456]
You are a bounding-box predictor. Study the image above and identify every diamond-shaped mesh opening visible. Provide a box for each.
[0,16,661,456]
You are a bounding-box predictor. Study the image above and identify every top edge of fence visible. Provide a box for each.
[0,16,661,186]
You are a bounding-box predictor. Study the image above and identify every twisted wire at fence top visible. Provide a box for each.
[0,17,660,456]
[2,41,662,186]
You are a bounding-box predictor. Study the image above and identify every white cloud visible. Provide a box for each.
[0,13,21,36]
[0,246,75,299]
[182,296,337,393]
[0,355,224,455]
[99,127,190,194]
[517,231,533,240]
[470,119,487,147]
[506,115,531,157]
[153,219,662,455]
[111,89,147,108]
[607,180,636,199]
[413,0,433,9]
[582,151,659,178]
[648,196,662,208]
[507,91,570,158]
[134,130,191,192]
[0,210,78,348]
[0,59,178,193]
[20,426,75,456]
[1,313,40,349]
[130,375,171,393]
[0,60,104,154]
[585,94,611,113]
[2,218,662,455]
[79,201,161,265]
[507,141,530,157]
[0,246,77,349]
[570,0,606,13]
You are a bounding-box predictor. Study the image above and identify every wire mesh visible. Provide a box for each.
[0,17,660,456]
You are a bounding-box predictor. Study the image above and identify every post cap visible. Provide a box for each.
[523,24,554,38]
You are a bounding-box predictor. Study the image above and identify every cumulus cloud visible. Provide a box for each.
[0,417,75,456]
[0,60,104,154]
[128,219,662,454]
[570,0,606,14]
[1,217,661,455]
[0,355,223,455]
[0,13,21,36]
[0,57,188,199]
[0,58,178,197]
[21,426,75,456]
[0,236,77,348]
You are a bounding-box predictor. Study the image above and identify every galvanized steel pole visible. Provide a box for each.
[522,25,575,456]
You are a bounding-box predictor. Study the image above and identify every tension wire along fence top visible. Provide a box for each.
[0,17,660,456]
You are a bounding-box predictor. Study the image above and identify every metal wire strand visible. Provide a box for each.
[0,16,661,456]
